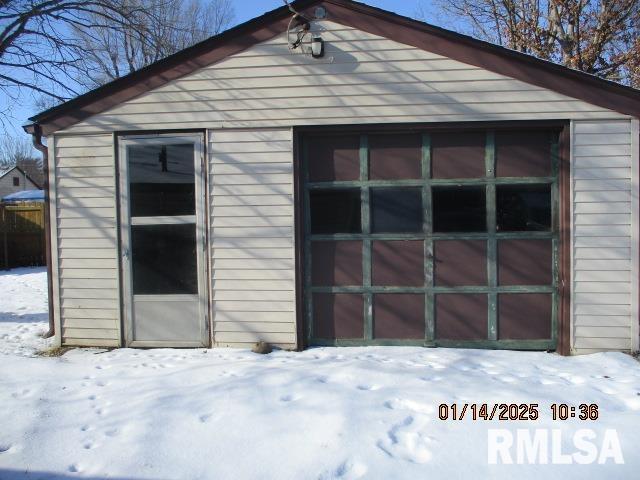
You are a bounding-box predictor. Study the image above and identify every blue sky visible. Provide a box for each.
[3,0,439,137]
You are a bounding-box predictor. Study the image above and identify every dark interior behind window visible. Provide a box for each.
[371,188,423,233]
[432,186,486,232]
[497,184,551,231]
[310,189,361,234]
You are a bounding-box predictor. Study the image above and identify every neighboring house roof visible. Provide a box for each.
[2,189,45,203]
[0,165,42,189]
[24,0,640,136]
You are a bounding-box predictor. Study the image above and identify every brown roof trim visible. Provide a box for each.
[27,0,640,135]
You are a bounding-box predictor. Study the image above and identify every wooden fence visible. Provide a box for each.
[0,202,46,269]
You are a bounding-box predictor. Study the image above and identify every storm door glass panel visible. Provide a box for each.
[128,144,195,217]
[131,224,197,295]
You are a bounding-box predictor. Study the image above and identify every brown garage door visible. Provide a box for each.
[301,127,560,350]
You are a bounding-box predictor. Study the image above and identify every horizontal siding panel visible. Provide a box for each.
[210,162,291,175]
[211,151,292,164]
[574,248,630,260]
[57,218,117,229]
[62,298,118,309]
[63,318,119,329]
[60,278,118,289]
[59,268,118,280]
[213,311,295,323]
[214,322,295,333]
[63,308,119,319]
[212,248,293,259]
[212,216,292,228]
[574,337,630,350]
[79,102,607,127]
[574,190,631,203]
[573,202,630,214]
[574,236,630,248]
[58,228,117,240]
[57,207,116,219]
[211,205,293,217]
[63,338,120,347]
[212,258,294,270]
[573,293,630,305]
[214,301,294,312]
[62,328,119,340]
[213,290,294,301]
[211,226,293,238]
[214,332,296,345]
[212,279,294,291]
[574,304,630,316]
[57,177,114,188]
[573,144,631,157]
[209,140,291,153]
[59,258,118,269]
[573,156,630,168]
[574,133,630,145]
[211,237,293,248]
[210,129,292,143]
[55,135,113,148]
[574,282,630,293]
[58,197,116,209]
[60,288,118,300]
[574,259,630,271]
[574,213,629,225]
[212,267,294,281]
[211,194,293,207]
[57,166,114,178]
[211,173,292,186]
[574,326,631,339]
[574,225,630,237]
[572,122,631,134]
[59,249,117,259]
[574,315,631,327]
[574,270,630,282]
[211,184,293,196]
[574,179,631,191]
[572,168,630,180]
[57,187,115,199]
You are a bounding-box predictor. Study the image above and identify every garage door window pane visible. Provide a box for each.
[497,185,551,231]
[310,189,361,234]
[371,188,423,233]
[432,187,486,232]
[369,134,422,180]
[307,135,360,182]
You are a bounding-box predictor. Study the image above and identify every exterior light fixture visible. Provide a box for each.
[311,35,324,58]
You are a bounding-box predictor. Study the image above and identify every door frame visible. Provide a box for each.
[293,121,571,354]
[117,132,209,348]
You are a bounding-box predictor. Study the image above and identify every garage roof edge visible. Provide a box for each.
[26,0,640,135]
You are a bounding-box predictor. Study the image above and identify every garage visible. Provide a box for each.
[301,125,564,349]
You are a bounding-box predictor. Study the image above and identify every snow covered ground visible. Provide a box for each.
[1,268,640,479]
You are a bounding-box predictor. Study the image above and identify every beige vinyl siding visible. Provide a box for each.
[572,120,634,354]
[53,134,120,347]
[209,128,296,349]
[59,21,627,135]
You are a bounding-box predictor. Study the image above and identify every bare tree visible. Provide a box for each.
[72,0,234,89]
[0,0,234,131]
[423,0,640,86]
